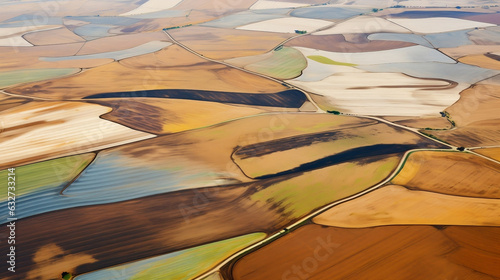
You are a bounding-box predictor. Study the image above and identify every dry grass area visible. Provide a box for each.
[313,185,500,228]
[231,224,500,279]
[0,101,154,169]
[8,45,287,99]
[392,151,500,198]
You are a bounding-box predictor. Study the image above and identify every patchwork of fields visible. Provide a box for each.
[0,0,499,279]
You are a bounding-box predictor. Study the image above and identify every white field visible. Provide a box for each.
[314,16,410,35]
[250,0,310,10]
[387,17,496,34]
[120,0,183,16]
[236,17,332,33]
[289,72,468,116]
[0,25,59,46]
[294,45,455,65]
[0,101,155,168]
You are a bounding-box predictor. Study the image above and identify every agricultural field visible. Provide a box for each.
[0,0,499,279]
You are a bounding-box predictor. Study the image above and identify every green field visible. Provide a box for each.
[307,55,357,66]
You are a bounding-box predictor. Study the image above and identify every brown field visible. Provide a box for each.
[168,26,293,59]
[0,43,83,71]
[459,54,500,70]
[107,114,367,180]
[0,155,409,279]
[427,84,500,147]
[313,185,500,228]
[285,34,415,52]
[90,97,274,134]
[392,151,500,198]
[23,26,84,45]
[175,0,257,16]
[8,45,287,99]
[383,115,452,130]
[0,181,286,280]
[231,224,500,280]
[116,113,413,176]
[0,96,31,112]
[0,101,154,169]
[233,121,443,178]
[476,147,500,161]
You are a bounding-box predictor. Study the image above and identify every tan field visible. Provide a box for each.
[231,224,500,279]
[7,45,287,99]
[0,43,83,71]
[90,97,272,134]
[428,84,500,147]
[392,151,500,198]
[0,101,154,169]
[459,54,500,70]
[440,45,500,59]
[313,185,500,228]
[0,183,286,280]
[108,113,438,184]
[476,147,500,161]
[286,34,415,53]
[168,26,293,59]
[111,10,215,34]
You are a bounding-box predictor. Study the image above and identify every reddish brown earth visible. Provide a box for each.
[231,224,500,280]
